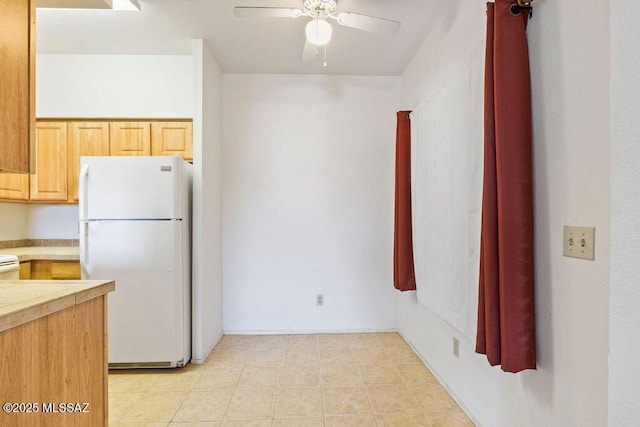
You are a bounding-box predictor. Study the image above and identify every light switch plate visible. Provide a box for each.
[563,226,595,260]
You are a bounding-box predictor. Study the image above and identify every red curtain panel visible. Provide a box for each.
[393,111,416,292]
[476,0,536,373]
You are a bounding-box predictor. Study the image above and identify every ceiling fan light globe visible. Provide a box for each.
[305,18,332,46]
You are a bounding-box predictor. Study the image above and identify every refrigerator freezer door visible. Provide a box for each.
[82,219,190,366]
[79,156,185,220]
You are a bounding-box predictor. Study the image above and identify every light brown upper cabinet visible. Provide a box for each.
[68,122,110,202]
[151,122,193,161]
[0,173,29,201]
[30,122,68,201]
[0,0,35,173]
[110,122,151,156]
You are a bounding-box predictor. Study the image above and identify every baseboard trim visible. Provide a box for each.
[221,328,399,335]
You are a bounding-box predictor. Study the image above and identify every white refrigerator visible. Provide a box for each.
[79,156,191,368]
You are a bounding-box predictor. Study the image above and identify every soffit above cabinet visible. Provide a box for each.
[36,0,140,9]
[37,0,111,9]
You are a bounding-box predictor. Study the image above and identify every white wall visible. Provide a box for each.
[27,205,78,239]
[398,2,610,426]
[0,203,29,240]
[609,1,640,424]
[36,54,193,118]
[191,40,224,362]
[223,74,400,333]
[0,204,67,243]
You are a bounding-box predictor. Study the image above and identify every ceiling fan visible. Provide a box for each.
[233,0,401,64]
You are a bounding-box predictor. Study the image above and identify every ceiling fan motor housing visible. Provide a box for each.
[304,0,338,15]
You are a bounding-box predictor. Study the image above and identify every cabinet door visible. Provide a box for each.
[30,122,68,201]
[151,122,193,161]
[0,172,29,201]
[30,260,52,279]
[51,261,81,280]
[0,0,34,173]
[29,260,81,280]
[110,122,151,156]
[19,261,31,279]
[68,122,110,203]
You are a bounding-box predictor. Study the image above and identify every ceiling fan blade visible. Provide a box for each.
[233,7,303,18]
[337,12,401,34]
[301,40,319,62]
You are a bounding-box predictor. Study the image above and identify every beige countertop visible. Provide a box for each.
[0,280,114,333]
[0,246,79,262]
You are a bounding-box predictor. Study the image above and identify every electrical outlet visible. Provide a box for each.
[316,294,324,306]
[563,226,595,260]
[453,337,460,358]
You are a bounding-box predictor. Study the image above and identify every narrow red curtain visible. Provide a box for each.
[393,111,416,292]
[476,1,536,373]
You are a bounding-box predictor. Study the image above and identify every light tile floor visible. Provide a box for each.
[108,333,474,427]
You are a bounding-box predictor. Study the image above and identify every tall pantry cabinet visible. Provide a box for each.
[0,0,34,198]
[0,174,29,201]
[0,0,34,174]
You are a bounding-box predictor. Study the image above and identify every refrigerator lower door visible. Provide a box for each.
[82,219,190,367]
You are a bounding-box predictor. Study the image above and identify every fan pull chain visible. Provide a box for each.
[323,45,327,67]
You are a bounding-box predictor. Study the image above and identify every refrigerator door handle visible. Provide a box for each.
[80,221,91,279]
[79,164,89,220]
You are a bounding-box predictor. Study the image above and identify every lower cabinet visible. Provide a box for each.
[0,295,108,426]
[19,261,31,279]
[29,260,81,280]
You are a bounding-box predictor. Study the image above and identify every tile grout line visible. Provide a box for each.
[272,365,282,422]
[221,360,248,423]
[315,334,328,427]
[354,338,382,427]
[166,387,194,424]
[225,360,247,426]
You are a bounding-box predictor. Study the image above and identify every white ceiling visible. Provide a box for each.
[36,0,449,75]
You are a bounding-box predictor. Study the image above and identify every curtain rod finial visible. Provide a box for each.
[511,2,533,18]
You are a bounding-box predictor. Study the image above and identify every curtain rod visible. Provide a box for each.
[512,0,534,18]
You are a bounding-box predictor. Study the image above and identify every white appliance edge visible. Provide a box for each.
[79,156,192,368]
